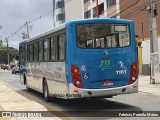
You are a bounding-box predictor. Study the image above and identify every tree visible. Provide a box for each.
[0,46,18,64]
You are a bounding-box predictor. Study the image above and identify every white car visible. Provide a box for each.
[11,64,19,74]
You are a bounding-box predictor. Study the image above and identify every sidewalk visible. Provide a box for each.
[139,75,160,96]
[0,75,159,120]
[0,82,61,120]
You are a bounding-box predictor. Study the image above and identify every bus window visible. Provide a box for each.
[39,41,43,61]
[34,42,38,61]
[96,37,105,48]
[119,33,130,46]
[106,35,117,48]
[27,45,30,61]
[86,40,94,48]
[22,46,26,62]
[58,34,65,60]
[51,36,57,60]
[44,39,49,61]
[76,24,130,49]
[29,44,33,62]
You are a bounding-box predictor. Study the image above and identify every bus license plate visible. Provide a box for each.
[102,82,113,86]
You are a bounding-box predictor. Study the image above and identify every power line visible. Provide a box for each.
[121,2,148,19]
[5,0,71,40]
[106,0,140,18]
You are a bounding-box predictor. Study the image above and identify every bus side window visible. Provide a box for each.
[34,42,38,61]
[27,45,30,61]
[44,39,49,61]
[39,41,43,61]
[51,36,57,60]
[58,34,66,60]
[29,44,33,62]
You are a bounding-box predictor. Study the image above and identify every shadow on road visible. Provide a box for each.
[17,89,142,117]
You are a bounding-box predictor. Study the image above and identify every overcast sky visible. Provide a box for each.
[0,0,54,49]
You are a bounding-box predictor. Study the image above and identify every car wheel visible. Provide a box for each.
[13,70,16,74]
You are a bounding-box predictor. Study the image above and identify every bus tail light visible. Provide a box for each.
[129,62,138,84]
[71,65,83,88]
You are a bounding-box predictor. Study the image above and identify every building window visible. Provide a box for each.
[84,10,91,19]
[84,0,89,4]
[93,3,104,18]
[98,3,104,15]
[58,34,65,60]
[56,0,64,9]
[93,7,96,18]
[111,15,117,18]
[107,0,116,8]
[56,14,65,21]
[51,36,57,60]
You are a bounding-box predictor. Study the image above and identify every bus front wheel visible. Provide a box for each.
[43,80,51,102]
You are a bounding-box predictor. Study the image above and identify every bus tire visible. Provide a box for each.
[43,80,51,102]
[25,75,32,92]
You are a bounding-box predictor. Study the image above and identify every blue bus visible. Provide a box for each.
[19,18,138,101]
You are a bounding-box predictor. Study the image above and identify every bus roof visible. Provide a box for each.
[19,18,133,46]
[19,23,66,46]
[67,18,133,24]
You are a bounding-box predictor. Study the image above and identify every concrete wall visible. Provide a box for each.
[141,38,160,75]
[65,0,83,22]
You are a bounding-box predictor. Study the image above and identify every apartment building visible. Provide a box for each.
[53,0,83,27]
[83,0,120,19]
[53,0,159,75]
[120,0,160,75]
[83,0,160,75]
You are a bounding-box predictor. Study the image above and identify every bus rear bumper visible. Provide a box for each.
[68,80,138,99]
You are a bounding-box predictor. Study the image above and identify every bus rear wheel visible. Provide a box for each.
[43,81,51,102]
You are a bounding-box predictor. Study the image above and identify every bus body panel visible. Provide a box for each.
[66,19,138,90]
[19,18,138,99]
[68,80,138,98]
[23,62,67,96]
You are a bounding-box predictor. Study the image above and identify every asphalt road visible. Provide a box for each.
[0,69,160,120]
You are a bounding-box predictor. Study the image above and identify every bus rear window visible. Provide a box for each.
[76,24,130,48]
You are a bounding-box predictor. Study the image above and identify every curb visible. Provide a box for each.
[0,81,61,120]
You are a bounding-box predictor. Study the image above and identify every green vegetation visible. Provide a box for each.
[0,44,18,64]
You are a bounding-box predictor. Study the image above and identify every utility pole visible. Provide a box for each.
[149,0,158,53]
[141,22,144,41]
[26,21,30,39]
[0,25,2,45]
[96,0,99,18]
[6,38,10,70]
[148,0,158,83]
[53,0,56,27]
